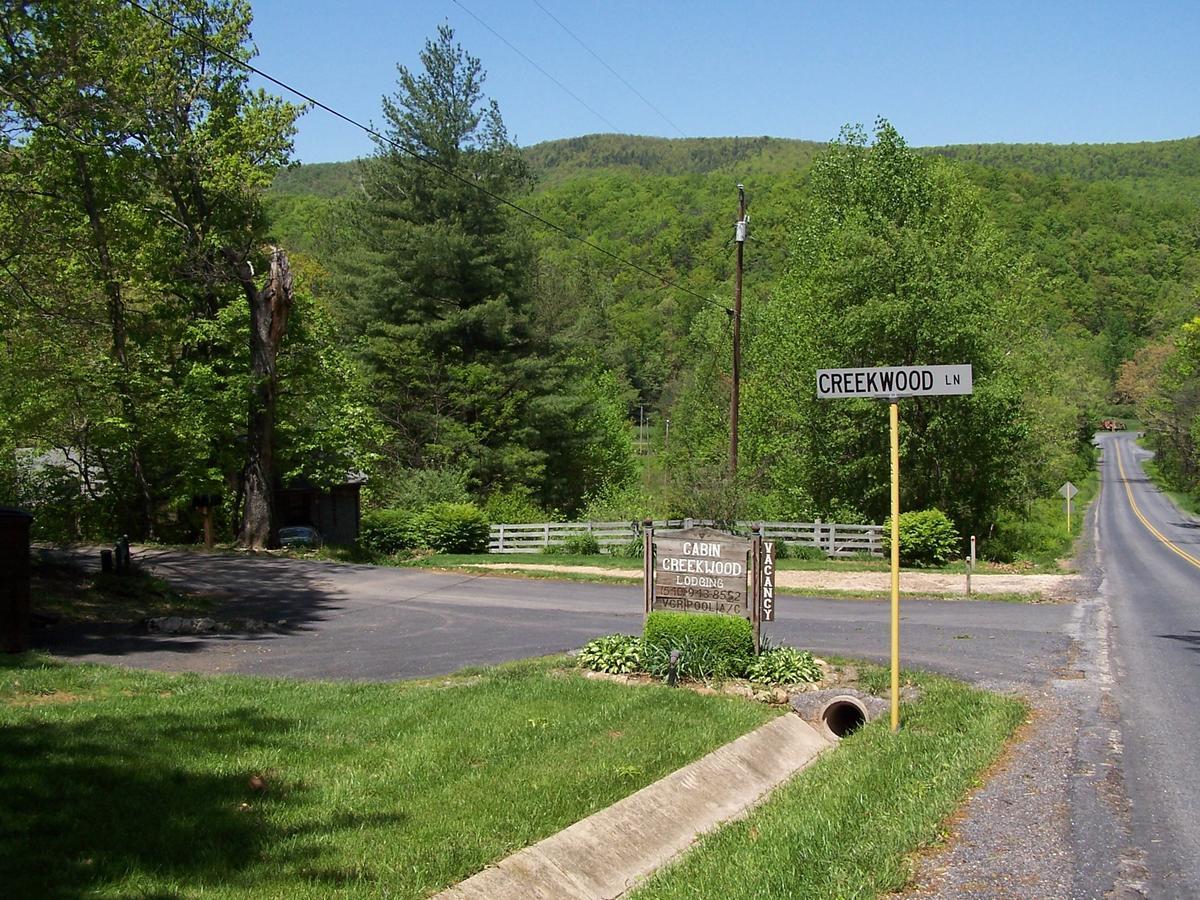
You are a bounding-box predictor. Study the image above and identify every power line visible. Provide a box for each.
[122,0,728,312]
[529,0,687,139]
[450,0,623,135]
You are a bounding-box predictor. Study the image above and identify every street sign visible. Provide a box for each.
[816,364,973,399]
[816,361,973,734]
[1059,482,1079,533]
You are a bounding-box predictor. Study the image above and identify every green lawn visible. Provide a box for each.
[632,670,1026,899]
[0,654,774,898]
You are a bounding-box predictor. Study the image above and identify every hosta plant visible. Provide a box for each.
[745,647,823,686]
[577,634,643,674]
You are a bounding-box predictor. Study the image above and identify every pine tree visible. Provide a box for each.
[338,26,547,493]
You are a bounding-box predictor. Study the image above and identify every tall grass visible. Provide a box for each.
[632,672,1025,899]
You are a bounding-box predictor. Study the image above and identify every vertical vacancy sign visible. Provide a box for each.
[816,364,973,732]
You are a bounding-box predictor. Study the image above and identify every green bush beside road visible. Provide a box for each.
[643,612,754,678]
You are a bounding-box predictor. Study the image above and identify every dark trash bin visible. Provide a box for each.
[1,507,33,654]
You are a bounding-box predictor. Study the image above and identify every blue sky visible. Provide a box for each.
[246,0,1198,164]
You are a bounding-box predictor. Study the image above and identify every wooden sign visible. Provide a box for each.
[651,527,750,616]
[641,523,779,654]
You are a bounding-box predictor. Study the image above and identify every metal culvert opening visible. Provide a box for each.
[821,697,868,740]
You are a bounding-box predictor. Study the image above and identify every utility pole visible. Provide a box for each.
[730,184,747,477]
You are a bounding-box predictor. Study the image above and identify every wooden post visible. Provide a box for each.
[730,184,747,478]
[967,534,975,597]
[750,524,762,654]
[642,519,654,623]
[1,508,32,654]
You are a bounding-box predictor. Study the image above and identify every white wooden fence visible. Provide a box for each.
[488,518,882,557]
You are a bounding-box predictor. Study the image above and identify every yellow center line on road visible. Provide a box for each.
[1114,439,1200,571]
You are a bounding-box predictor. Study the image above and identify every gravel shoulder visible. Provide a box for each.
[458,563,1079,598]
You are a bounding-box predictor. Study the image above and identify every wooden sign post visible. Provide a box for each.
[643,521,778,653]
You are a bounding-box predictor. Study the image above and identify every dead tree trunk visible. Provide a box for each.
[237,249,293,550]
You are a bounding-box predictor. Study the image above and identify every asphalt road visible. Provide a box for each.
[37,546,1071,688]
[1095,431,1200,897]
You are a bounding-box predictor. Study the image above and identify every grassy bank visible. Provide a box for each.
[32,553,215,623]
[1142,457,1200,517]
[988,467,1099,567]
[0,655,773,898]
[633,670,1026,899]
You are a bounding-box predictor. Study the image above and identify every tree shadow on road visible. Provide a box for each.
[1155,631,1200,658]
[33,547,352,662]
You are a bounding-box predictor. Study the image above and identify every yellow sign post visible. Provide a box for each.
[889,402,901,732]
[816,364,974,735]
[1059,482,1079,535]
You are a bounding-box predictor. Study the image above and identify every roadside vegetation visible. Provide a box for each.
[2,650,1025,898]
[1141,456,1200,517]
[632,670,1027,899]
[0,654,774,899]
[1117,319,1200,509]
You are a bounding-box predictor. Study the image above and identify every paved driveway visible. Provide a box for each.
[36,547,1073,688]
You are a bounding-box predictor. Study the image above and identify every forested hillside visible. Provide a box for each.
[262,124,1200,551]
[930,136,1200,205]
[269,131,1200,387]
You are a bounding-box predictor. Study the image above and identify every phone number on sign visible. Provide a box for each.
[655,584,746,604]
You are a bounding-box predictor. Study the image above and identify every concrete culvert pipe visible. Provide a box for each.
[819,695,869,740]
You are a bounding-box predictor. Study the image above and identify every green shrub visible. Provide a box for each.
[882,508,960,567]
[777,542,824,561]
[577,634,642,674]
[985,491,1091,564]
[746,647,823,686]
[611,535,645,558]
[360,509,421,555]
[481,486,555,525]
[416,502,489,554]
[560,531,601,555]
[643,612,753,678]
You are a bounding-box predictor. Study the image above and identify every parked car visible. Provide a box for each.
[278,525,323,548]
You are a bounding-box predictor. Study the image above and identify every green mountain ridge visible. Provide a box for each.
[267,131,1200,413]
[272,132,1200,200]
